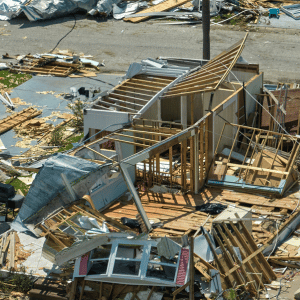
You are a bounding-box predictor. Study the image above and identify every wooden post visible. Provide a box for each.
[181,140,187,190]
[169,146,173,188]
[69,278,79,300]
[200,123,204,188]
[190,137,195,192]
[98,282,103,300]
[194,128,199,194]
[79,280,86,300]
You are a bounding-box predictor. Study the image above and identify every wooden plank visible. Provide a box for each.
[213,230,245,288]
[0,232,8,266]
[123,129,172,137]
[203,231,233,288]
[69,278,79,300]
[268,259,300,268]
[124,0,191,23]
[114,133,158,143]
[181,140,187,190]
[107,97,144,108]
[97,98,138,112]
[79,280,86,300]
[106,137,150,148]
[9,232,15,270]
[214,161,289,175]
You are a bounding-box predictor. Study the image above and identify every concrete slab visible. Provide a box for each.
[0,73,123,156]
[17,232,55,276]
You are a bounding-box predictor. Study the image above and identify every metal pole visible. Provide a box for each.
[202,0,210,60]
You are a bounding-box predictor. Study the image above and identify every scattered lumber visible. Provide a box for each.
[0,107,42,135]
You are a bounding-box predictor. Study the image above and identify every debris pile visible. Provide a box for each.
[1,0,297,27]
[5,54,102,78]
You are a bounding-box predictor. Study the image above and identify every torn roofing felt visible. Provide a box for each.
[11,153,104,232]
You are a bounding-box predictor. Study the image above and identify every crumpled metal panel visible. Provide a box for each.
[11,153,102,232]
[91,0,122,16]
[0,0,28,20]
[21,0,98,21]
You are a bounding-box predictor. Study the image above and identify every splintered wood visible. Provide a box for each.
[0,231,31,271]
[0,107,42,134]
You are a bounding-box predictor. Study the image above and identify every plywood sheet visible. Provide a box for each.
[124,0,191,23]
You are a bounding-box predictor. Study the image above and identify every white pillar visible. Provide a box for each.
[181,96,188,129]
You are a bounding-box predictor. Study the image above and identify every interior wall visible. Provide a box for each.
[161,96,181,122]
[213,95,238,153]
[140,100,160,121]
[245,72,263,119]
[227,70,257,84]
[84,109,130,136]
[186,93,203,124]
[203,89,234,117]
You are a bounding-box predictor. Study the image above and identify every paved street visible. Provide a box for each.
[0,15,300,82]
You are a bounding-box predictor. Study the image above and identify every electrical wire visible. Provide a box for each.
[49,14,77,54]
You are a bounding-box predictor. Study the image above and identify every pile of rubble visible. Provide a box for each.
[1,34,300,300]
[0,0,298,27]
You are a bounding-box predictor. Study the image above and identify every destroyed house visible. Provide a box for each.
[2,33,300,300]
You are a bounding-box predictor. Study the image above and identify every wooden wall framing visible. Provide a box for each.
[209,123,300,195]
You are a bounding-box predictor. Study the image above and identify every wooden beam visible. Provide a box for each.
[106,137,152,148]
[214,161,289,175]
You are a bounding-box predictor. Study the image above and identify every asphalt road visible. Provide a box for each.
[0,14,300,83]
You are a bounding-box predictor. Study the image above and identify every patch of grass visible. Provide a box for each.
[5,177,30,196]
[57,133,84,152]
[0,70,32,89]
[10,268,34,294]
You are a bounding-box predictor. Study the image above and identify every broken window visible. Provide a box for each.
[146,247,178,281]
[88,245,112,276]
[113,244,143,276]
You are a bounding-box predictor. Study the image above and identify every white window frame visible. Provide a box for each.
[84,239,187,287]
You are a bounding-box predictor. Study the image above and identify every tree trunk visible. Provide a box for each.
[202,0,210,60]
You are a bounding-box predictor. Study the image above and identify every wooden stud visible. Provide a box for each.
[181,140,187,190]
[98,282,103,300]
[221,223,265,290]
[215,224,257,293]
[79,280,86,300]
